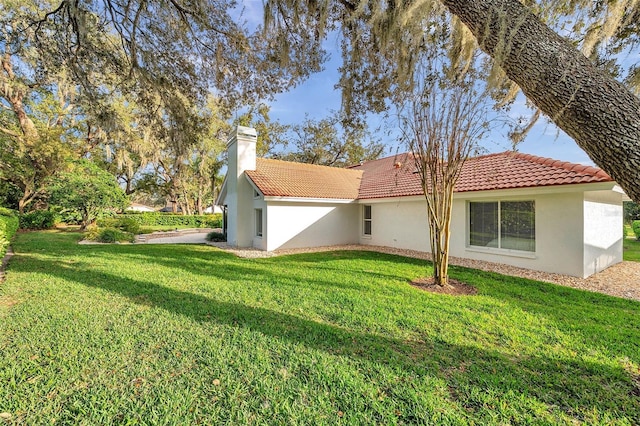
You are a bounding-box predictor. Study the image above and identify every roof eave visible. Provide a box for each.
[215,176,228,206]
[263,196,358,204]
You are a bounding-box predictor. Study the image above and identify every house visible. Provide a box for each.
[217,126,626,278]
[126,203,156,212]
[204,205,224,214]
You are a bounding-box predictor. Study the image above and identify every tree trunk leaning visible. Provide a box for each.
[442,0,640,202]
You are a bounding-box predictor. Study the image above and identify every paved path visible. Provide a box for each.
[144,233,209,244]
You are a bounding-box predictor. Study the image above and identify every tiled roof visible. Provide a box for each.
[245,152,613,200]
[354,151,613,199]
[246,158,363,199]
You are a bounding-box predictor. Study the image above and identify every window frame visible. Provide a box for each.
[468,200,535,253]
[363,205,372,236]
[255,208,263,237]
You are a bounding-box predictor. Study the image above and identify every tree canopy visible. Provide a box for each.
[264,0,640,201]
[0,0,325,213]
[48,159,128,228]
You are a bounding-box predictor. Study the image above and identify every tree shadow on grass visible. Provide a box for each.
[8,254,640,422]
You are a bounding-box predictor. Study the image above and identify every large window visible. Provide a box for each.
[255,208,263,237]
[363,205,372,236]
[469,201,535,252]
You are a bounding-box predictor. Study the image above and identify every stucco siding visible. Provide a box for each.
[265,202,359,251]
[449,192,586,276]
[358,200,430,252]
[583,191,623,277]
[252,198,267,250]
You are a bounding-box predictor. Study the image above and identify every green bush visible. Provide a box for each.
[633,221,640,240]
[85,227,134,243]
[96,217,140,234]
[205,231,226,242]
[0,208,19,259]
[19,210,59,230]
[108,213,222,228]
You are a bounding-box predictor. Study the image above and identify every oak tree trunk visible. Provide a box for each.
[442,0,640,201]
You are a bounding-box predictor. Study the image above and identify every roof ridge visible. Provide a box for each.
[258,157,363,174]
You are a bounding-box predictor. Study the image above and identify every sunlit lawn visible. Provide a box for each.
[624,224,640,262]
[1,231,639,424]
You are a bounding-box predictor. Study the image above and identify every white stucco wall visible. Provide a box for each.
[265,202,359,251]
[358,199,430,252]
[448,192,586,277]
[351,188,623,277]
[252,197,267,250]
[583,190,623,277]
[225,127,257,248]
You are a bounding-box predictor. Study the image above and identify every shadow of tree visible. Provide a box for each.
[9,251,639,421]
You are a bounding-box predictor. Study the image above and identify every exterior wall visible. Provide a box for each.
[265,202,359,251]
[252,197,267,250]
[359,191,612,277]
[358,199,430,252]
[449,192,586,277]
[225,127,257,247]
[583,190,623,277]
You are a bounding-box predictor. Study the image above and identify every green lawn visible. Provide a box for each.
[624,224,640,262]
[1,231,639,424]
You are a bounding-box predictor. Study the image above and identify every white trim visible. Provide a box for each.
[362,204,372,237]
[215,175,228,205]
[458,182,616,199]
[467,199,536,254]
[356,182,617,204]
[263,196,357,204]
[244,175,264,199]
[465,246,537,259]
[255,208,263,237]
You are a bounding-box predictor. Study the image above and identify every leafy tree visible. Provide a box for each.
[278,112,384,167]
[0,90,77,213]
[264,0,640,201]
[48,160,128,230]
[236,103,289,157]
[401,34,490,287]
[624,201,640,224]
[1,0,320,146]
[134,96,229,214]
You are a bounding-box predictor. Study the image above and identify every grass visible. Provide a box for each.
[1,231,639,424]
[624,224,640,262]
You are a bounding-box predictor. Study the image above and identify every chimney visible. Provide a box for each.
[226,126,257,247]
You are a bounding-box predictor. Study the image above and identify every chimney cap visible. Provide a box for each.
[236,126,257,138]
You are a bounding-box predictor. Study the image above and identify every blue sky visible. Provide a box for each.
[266,51,595,164]
[240,0,617,166]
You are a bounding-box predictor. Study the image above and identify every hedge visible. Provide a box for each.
[98,212,222,229]
[19,210,59,230]
[0,207,19,260]
[633,220,640,240]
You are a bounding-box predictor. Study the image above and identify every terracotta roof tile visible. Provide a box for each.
[245,152,612,201]
[246,158,363,199]
[354,151,613,199]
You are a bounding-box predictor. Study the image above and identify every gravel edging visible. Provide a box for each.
[207,243,640,302]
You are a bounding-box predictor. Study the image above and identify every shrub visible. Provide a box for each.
[85,227,134,243]
[0,208,19,259]
[205,231,226,242]
[633,221,640,240]
[108,213,222,228]
[96,217,140,234]
[19,210,58,230]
